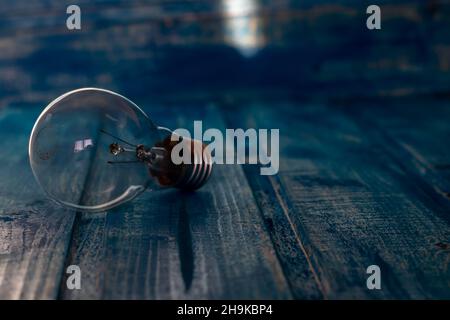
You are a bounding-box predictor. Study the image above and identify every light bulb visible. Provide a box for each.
[29,88,212,212]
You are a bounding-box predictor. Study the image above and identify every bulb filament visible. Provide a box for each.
[100,129,138,147]
[101,130,167,170]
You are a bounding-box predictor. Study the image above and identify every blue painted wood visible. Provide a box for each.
[0,104,76,299]
[224,99,450,299]
[0,0,449,102]
[1,0,449,300]
[340,96,450,205]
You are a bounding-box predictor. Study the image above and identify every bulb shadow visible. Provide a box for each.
[177,194,194,292]
[73,188,210,294]
[161,189,211,293]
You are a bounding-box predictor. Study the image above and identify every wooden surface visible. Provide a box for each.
[0,0,449,299]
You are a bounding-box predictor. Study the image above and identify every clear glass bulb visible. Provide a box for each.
[29,88,212,212]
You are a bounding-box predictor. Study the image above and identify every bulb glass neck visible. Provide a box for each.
[107,130,213,190]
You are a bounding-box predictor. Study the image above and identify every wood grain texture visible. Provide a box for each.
[0,105,76,299]
[1,0,449,104]
[236,164,325,299]
[1,0,450,300]
[341,97,450,205]
[224,99,450,299]
[60,103,293,299]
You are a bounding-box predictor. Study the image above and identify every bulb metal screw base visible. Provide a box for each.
[174,138,213,190]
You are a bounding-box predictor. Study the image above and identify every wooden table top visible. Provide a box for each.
[0,0,449,299]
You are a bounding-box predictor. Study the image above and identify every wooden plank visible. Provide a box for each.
[0,104,76,299]
[1,0,449,300]
[60,103,294,299]
[340,96,450,204]
[1,0,450,104]
[224,100,450,299]
[237,165,325,299]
